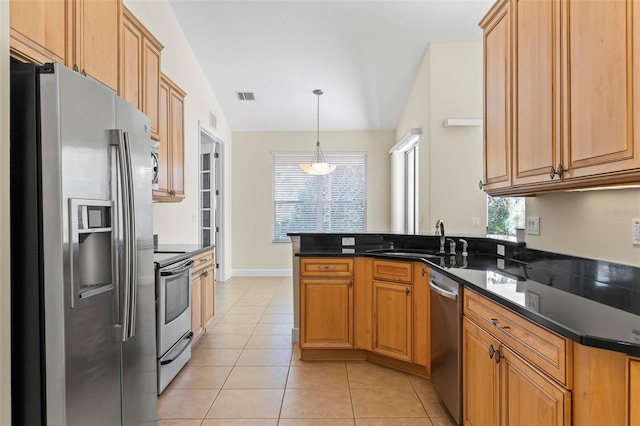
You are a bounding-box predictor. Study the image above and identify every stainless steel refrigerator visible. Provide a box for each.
[10,61,158,425]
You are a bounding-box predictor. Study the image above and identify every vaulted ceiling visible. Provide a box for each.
[169,0,493,132]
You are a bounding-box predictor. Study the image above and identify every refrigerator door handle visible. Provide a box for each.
[112,129,134,342]
[123,131,137,338]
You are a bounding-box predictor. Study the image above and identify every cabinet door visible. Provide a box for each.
[300,278,353,348]
[372,281,412,362]
[631,358,640,425]
[169,87,186,200]
[562,0,640,180]
[143,38,162,140]
[202,267,215,330]
[191,276,204,344]
[73,0,121,91]
[10,0,69,64]
[482,0,512,192]
[512,0,562,187]
[154,78,171,199]
[120,12,142,109]
[462,318,499,426]
[500,346,571,426]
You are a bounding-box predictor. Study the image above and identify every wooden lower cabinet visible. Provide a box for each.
[300,278,353,348]
[630,358,640,425]
[191,273,203,342]
[190,249,215,345]
[372,280,412,362]
[463,317,500,426]
[501,346,570,426]
[463,317,570,426]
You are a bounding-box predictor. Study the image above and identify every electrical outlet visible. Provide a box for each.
[632,219,640,246]
[497,258,505,269]
[526,292,540,312]
[497,244,505,256]
[471,217,481,227]
[342,237,355,246]
[526,217,540,235]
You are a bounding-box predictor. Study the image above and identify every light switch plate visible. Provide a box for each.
[526,217,540,235]
[497,258,505,269]
[632,219,640,246]
[497,244,505,256]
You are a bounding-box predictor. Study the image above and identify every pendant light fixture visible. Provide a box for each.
[299,89,336,175]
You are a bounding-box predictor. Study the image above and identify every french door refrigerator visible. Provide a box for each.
[10,61,158,425]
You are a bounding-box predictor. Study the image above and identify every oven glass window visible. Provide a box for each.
[164,273,189,324]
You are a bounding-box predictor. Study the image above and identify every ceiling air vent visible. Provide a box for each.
[236,92,255,101]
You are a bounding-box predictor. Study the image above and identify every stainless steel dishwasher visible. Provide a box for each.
[429,268,462,425]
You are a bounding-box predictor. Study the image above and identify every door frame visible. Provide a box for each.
[198,122,226,281]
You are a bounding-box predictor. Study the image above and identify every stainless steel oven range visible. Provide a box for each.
[155,255,194,393]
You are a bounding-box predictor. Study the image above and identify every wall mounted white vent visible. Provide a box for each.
[236,92,256,101]
[442,118,483,127]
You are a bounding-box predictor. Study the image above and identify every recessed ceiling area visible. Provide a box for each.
[168,0,494,132]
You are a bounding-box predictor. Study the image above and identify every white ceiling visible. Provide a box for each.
[168,0,494,132]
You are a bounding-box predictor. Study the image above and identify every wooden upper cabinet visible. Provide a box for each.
[481,0,511,191]
[511,0,561,187]
[71,0,121,91]
[154,74,186,202]
[10,0,70,64]
[562,0,640,181]
[120,7,163,140]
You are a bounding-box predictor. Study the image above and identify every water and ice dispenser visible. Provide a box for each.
[69,199,115,306]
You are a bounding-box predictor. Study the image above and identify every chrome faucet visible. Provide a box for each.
[435,220,445,252]
[459,239,468,257]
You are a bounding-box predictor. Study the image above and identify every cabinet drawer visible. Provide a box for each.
[191,249,214,274]
[463,289,570,386]
[372,259,413,283]
[300,258,353,277]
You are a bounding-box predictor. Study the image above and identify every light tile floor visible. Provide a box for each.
[158,276,455,426]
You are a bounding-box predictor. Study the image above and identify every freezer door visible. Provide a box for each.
[116,98,158,424]
[45,63,122,425]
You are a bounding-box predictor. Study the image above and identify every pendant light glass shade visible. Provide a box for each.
[300,89,336,175]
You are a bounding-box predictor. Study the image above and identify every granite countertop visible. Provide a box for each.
[154,244,215,268]
[297,245,640,357]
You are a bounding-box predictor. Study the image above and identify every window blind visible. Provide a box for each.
[273,152,367,241]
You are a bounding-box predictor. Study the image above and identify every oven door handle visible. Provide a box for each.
[160,332,194,365]
[160,259,195,276]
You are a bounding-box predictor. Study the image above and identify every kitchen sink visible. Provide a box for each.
[365,249,451,259]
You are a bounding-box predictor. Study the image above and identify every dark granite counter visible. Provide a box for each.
[290,233,640,357]
[154,244,215,268]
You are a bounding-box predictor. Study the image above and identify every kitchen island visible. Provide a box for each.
[290,232,640,425]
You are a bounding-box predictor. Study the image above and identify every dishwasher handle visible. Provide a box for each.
[429,279,458,300]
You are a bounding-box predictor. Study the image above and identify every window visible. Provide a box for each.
[273,152,367,241]
[487,195,525,239]
[404,144,419,233]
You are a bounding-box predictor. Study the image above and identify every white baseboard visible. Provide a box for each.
[231,269,293,277]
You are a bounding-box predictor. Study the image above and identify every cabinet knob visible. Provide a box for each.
[550,164,566,180]
[421,268,427,277]
[203,270,208,277]
[478,179,486,190]
[494,349,503,364]
[489,344,496,359]
[349,280,353,288]
[405,288,410,296]
[491,318,511,331]
[73,64,79,72]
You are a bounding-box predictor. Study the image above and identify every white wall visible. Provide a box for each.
[125,0,234,280]
[526,189,640,266]
[396,42,486,235]
[231,131,394,274]
[0,0,11,422]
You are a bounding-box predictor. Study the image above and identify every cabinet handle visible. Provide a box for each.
[349,280,353,288]
[202,270,208,278]
[81,69,87,76]
[200,258,207,263]
[556,163,566,177]
[494,349,503,364]
[73,64,79,72]
[322,265,335,270]
[479,179,486,190]
[405,288,410,296]
[489,344,496,359]
[491,318,510,330]
[421,268,427,277]
[549,166,557,180]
